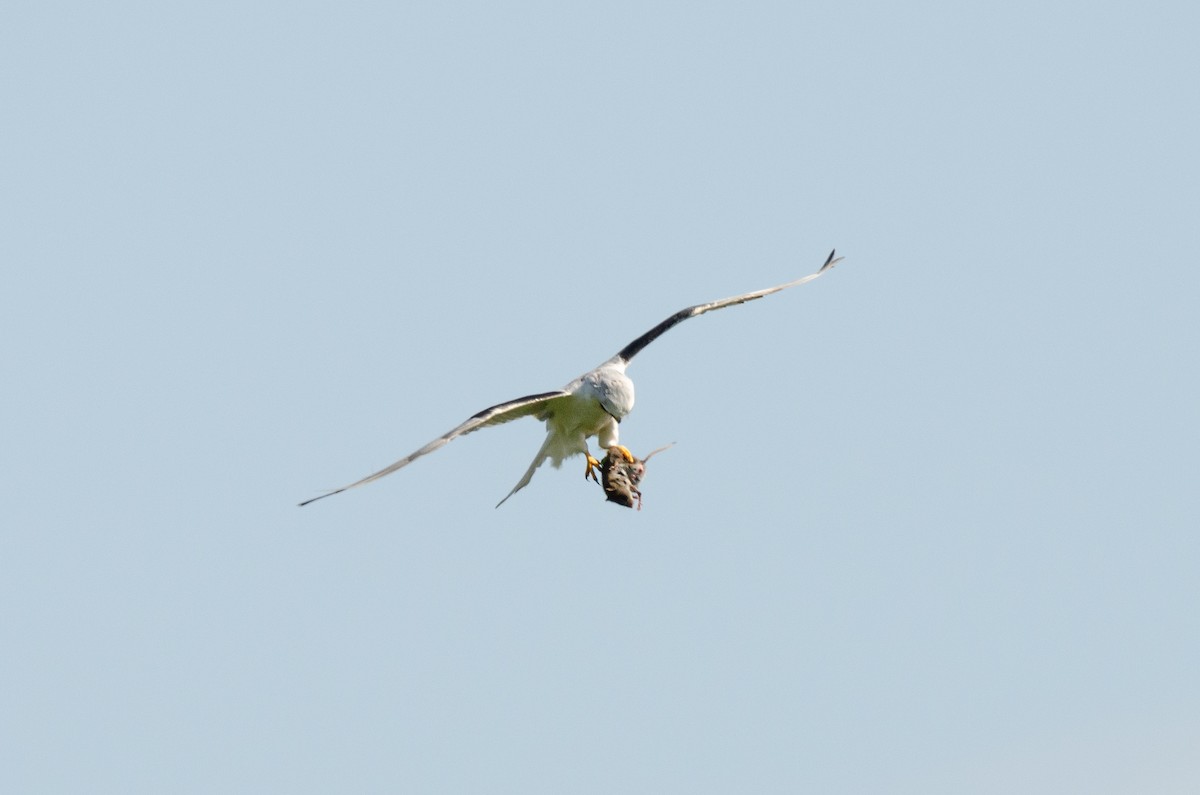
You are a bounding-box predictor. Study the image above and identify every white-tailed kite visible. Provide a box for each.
[300,249,843,508]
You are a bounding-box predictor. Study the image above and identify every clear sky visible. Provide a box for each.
[3,1,1198,792]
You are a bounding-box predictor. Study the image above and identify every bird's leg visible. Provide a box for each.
[584,450,601,483]
[614,445,635,463]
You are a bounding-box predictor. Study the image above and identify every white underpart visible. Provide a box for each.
[496,359,634,507]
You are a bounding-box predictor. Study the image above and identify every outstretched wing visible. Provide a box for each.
[613,249,843,365]
[299,390,571,506]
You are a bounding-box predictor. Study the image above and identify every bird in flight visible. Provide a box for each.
[300,249,843,508]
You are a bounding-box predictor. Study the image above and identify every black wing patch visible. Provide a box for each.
[614,249,841,365]
[615,307,699,364]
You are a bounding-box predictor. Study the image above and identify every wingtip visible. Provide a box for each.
[298,488,341,507]
[819,248,844,273]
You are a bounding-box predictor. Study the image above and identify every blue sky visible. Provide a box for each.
[3,1,1198,792]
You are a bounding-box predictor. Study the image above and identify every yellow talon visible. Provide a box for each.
[585,454,601,482]
[615,445,635,463]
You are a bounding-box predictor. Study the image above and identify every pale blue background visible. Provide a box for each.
[3,1,1198,792]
